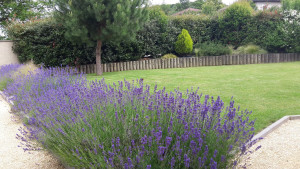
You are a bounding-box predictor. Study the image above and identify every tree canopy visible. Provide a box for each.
[0,0,52,39]
[54,0,149,75]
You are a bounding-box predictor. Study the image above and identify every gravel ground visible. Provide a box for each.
[0,95,64,169]
[240,119,300,169]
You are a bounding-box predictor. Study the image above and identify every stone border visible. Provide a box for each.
[252,115,300,141]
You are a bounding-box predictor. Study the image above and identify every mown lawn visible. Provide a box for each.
[87,62,300,132]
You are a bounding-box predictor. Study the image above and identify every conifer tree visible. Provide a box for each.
[54,0,148,75]
[175,29,193,55]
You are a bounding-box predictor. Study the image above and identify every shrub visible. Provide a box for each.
[175,29,193,55]
[218,1,254,47]
[2,65,260,169]
[234,44,268,54]
[195,42,232,56]
[162,54,177,59]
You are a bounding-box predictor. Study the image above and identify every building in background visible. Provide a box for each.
[253,0,281,10]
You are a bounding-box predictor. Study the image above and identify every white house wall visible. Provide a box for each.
[0,41,19,66]
[256,2,282,10]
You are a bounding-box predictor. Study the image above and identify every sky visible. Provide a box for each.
[151,0,237,5]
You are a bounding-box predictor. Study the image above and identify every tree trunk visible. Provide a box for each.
[96,40,103,75]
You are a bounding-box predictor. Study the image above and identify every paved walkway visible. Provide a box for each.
[0,96,64,169]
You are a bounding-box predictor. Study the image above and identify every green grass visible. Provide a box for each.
[87,62,300,132]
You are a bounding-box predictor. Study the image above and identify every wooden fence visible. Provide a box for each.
[77,53,300,74]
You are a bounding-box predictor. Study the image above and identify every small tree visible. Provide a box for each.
[175,29,193,55]
[54,0,148,75]
[218,0,254,47]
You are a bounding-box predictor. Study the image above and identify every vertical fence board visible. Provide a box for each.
[229,55,232,65]
[182,58,186,67]
[113,63,116,72]
[87,64,91,74]
[211,56,215,66]
[122,62,125,71]
[189,57,193,67]
[142,60,145,70]
[218,56,222,66]
[253,54,257,64]
[89,64,93,74]
[158,59,161,69]
[186,58,189,67]
[91,64,95,74]
[125,62,128,71]
[261,54,265,63]
[102,64,106,73]
[110,63,114,72]
[199,57,202,66]
[195,57,199,67]
[93,64,96,73]
[206,57,209,66]
[222,55,226,65]
[90,64,94,74]
[106,64,110,72]
[173,59,177,68]
[172,58,175,68]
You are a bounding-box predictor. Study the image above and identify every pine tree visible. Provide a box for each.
[54,0,149,75]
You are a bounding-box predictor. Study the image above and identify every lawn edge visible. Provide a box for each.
[252,115,300,141]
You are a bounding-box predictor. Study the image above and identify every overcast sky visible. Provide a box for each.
[151,0,237,5]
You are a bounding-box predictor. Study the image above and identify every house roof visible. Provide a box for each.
[172,8,201,16]
[252,0,280,2]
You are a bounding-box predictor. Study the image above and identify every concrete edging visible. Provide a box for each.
[252,115,300,141]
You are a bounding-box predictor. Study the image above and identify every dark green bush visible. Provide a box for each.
[217,1,254,47]
[195,42,232,56]
[175,29,193,55]
[7,18,96,67]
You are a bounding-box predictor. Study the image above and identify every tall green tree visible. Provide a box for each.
[179,0,190,10]
[282,0,300,10]
[54,0,148,75]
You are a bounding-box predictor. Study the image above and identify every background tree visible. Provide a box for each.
[179,0,190,10]
[282,0,300,10]
[217,0,254,47]
[0,0,52,39]
[54,0,148,75]
[202,0,225,15]
[190,0,205,9]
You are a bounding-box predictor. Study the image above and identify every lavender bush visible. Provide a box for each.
[2,65,259,168]
[0,64,22,89]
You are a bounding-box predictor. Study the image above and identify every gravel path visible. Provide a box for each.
[0,96,64,169]
[240,120,300,169]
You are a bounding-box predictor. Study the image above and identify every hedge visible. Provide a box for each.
[6,10,300,67]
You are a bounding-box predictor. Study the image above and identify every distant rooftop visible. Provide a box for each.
[172,8,201,16]
[252,0,280,2]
